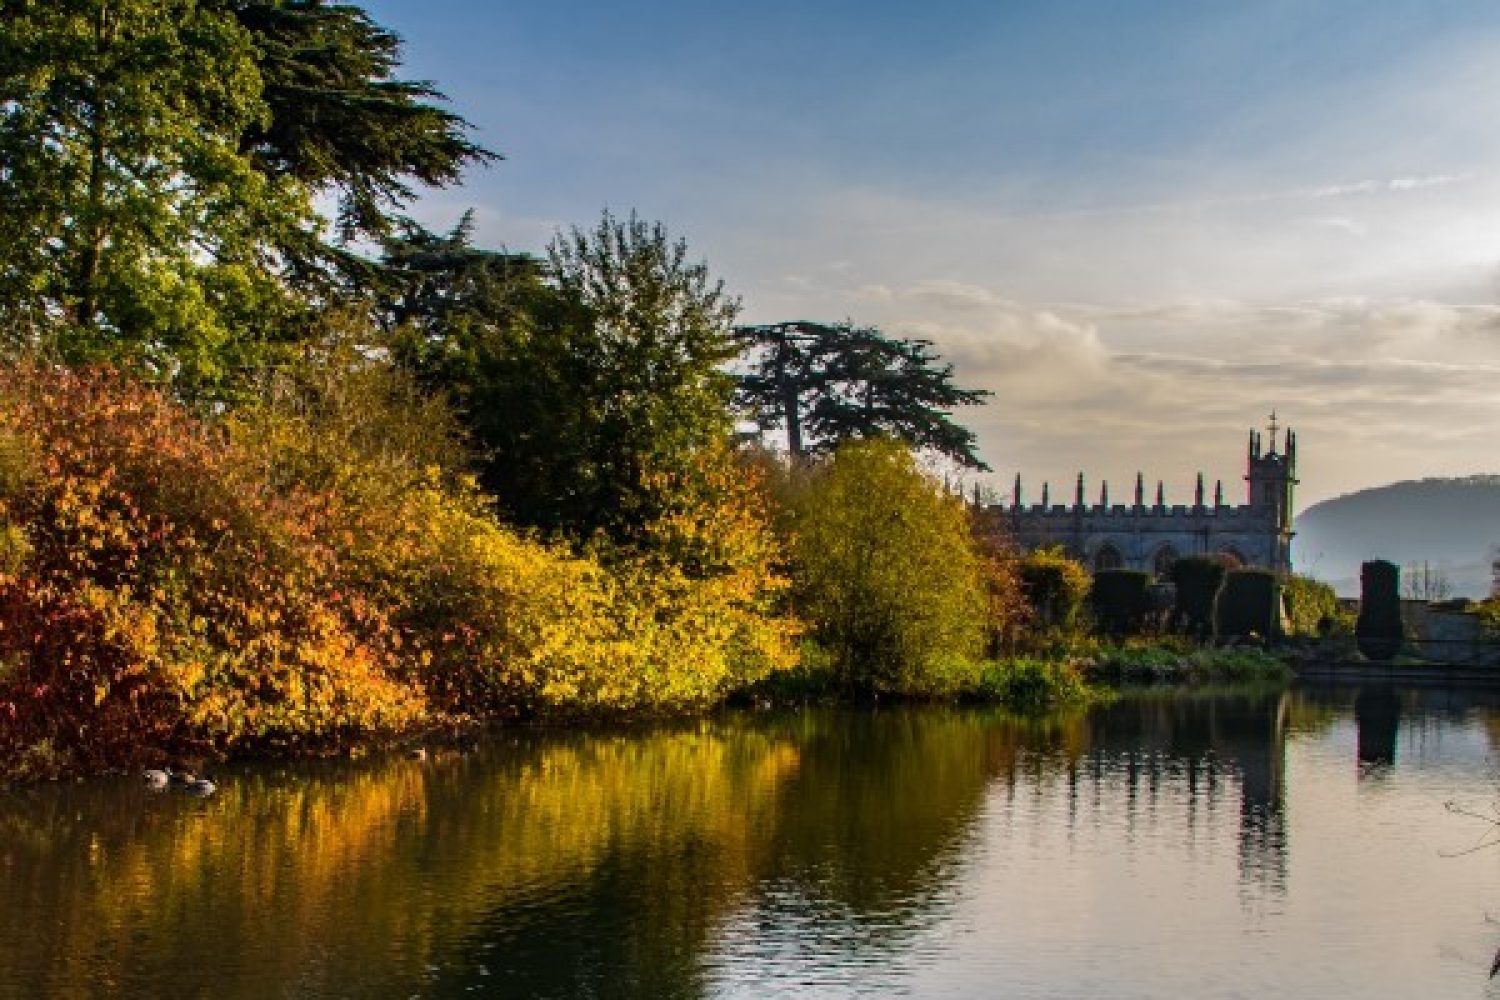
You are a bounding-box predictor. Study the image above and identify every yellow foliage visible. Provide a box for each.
[0,360,801,777]
[785,438,989,696]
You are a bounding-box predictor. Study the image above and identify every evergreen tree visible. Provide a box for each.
[734,320,992,469]
[225,0,494,248]
[0,0,489,396]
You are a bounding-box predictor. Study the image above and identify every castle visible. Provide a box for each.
[988,416,1297,577]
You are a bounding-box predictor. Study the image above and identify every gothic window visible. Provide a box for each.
[1094,543,1123,571]
[1152,545,1178,579]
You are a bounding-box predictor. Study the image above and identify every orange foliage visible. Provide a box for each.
[0,365,424,773]
[0,365,800,776]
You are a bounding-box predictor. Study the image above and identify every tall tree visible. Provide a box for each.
[0,0,490,395]
[225,0,495,249]
[379,212,537,348]
[734,320,992,469]
[394,211,741,542]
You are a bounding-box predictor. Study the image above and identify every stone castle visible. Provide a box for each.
[987,417,1297,577]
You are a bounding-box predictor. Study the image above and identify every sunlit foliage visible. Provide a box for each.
[785,438,989,696]
[0,361,799,775]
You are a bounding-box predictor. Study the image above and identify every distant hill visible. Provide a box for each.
[1294,476,1500,598]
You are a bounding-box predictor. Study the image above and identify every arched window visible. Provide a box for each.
[1152,544,1179,579]
[1094,543,1123,571]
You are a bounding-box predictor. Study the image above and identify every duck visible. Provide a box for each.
[143,768,171,789]
[182,775,217,798]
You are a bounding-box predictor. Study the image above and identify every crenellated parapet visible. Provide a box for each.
[988,418,1298,576]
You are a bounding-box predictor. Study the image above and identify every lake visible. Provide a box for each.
[4,686,1500,998]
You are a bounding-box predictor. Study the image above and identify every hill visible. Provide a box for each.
[1294,476,1500,597]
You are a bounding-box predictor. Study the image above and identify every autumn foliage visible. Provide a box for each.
[0,364,797,776]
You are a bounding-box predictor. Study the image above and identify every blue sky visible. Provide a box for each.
[363,0,1500,512]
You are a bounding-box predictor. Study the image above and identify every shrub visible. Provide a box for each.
[1082,640,1289,685]
[1169,555,1229,638]
[1017,546,1092,634]
[966,657,1092,709]
[786,438,988,697]
[1284,574,1350,637]
[1215,569,1280,639]
[0,357,803,777]
[236,358,800,716]
[1089,569,1153,636]
[1356,559,1404,660]
[0,364,427,774]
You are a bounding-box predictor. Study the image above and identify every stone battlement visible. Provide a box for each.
[996,422,1298,575]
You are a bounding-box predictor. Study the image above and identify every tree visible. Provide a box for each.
[396,211,741,542]
[225,0,495,249]
[380,212,538,348]
[1169,555,1231,638]
[0,0,489,396]
[734,320,992,469]
[1401,560,1452,602]
[1356,560,1404,660]
[787,438,988,696]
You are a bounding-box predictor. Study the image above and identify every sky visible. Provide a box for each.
[362,0,1500,510]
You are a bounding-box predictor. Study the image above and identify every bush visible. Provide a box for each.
[1083,640,1289,685]
[966,657,1093,709]
[1284,574,1350,637]
[1356,559,1404,660]
[0,358,802,777]
[1169,555,1229,638]
[1089,569,1153,636]
[1215,569,1280,639]
[786,438,988,697]
[236,359,801,716]
[1017,546,1091,634]
[0,364,427,774]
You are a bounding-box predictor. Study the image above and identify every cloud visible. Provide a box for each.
[756,273,1500,506]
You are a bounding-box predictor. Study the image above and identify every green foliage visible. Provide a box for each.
[1168,555,1229,638]
[227,0,495,244]
[397,211,739,543]
[234,350,799,716]
[734,320,991,468]
[1084,641,1290,685]
[380,214,537,347]
[1215,569,1281,639]
[1284,574,1350,637]
[1089,569,1153,637]
[1016,546,1092,634]
[965,657,1093,709]
[786,438,988,697]
[0,0,488,398]
[1356,559,1404,660]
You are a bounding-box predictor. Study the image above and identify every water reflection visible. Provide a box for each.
[3,690,1500,998]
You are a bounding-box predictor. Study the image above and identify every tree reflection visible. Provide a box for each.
[0,696,1315,997]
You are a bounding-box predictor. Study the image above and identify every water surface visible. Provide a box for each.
[4,687,1500,998]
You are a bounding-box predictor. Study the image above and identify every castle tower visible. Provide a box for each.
[1245,411,1297,572]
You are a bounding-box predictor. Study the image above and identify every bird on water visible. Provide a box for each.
[182,776,217,798]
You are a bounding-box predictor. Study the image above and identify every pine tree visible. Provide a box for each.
[734,320,991,469]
